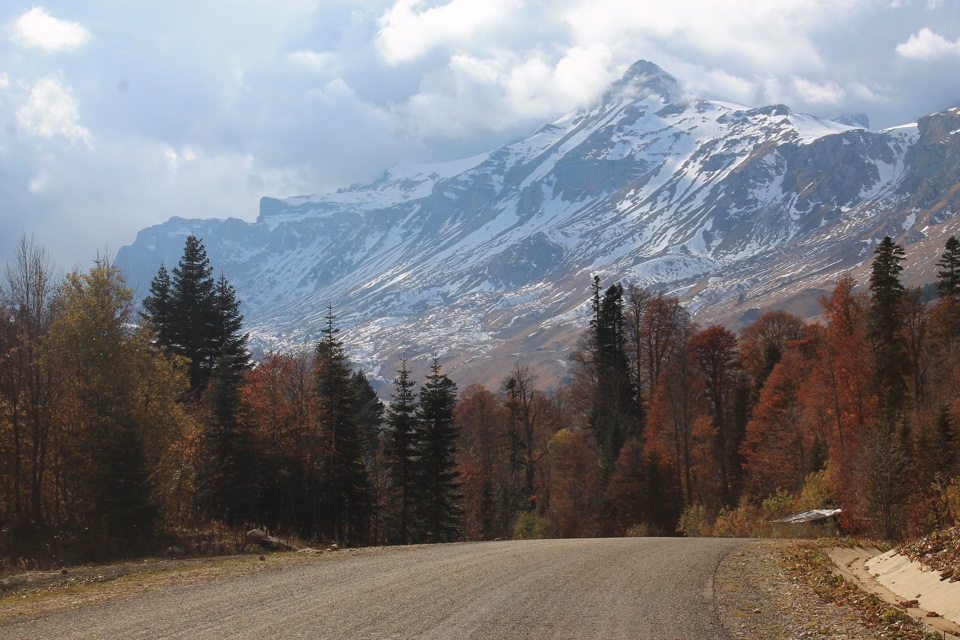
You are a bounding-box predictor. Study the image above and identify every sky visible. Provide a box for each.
[2,0,960,270]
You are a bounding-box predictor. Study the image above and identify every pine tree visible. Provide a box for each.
[168,235,217,392]
[413,359,462,543]
[383,359,418,544]
[351,370,384,457]
[936,236,960,298]
[210,274,251,383]
[195,361,258,527]
[314,307,371,544]
[868,236,907,417]
[587,279,638,472]
[142,237,249,396]
[141,263,173,343]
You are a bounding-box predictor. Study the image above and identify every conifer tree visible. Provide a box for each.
[169,235,217,392]
[936,236,960,298]
[413,359,462,543]
[314,307,371,544]
[142,236,249,396]
[195,361,258,527]
[141,263,173,343]
[868,236,907,417]
[586,278,638,472]
[384,359,418,543]
[351,370,385,457]
[210,274,251,382]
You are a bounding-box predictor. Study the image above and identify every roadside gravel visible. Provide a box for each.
[716,540,884,640]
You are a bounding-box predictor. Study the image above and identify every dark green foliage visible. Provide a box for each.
[142,236,249,395]
[144,239,253,529]
[96,418,156,556]
[384,360,418,543]
[195,363,259,527]
[936,236,960,298]
[588,277,639,472]
[351,370,385,457]
[413,359,462,543]
[868,236,907,417]
[211,275,251,385]
[168,235,217,392]
[140,263,173,340]
[314,308,371,544]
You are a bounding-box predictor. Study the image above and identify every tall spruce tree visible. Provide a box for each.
[140,263,173,342]
[413,359,462,543]
[210,274,251,382]
[588,278,638,472]
[168,235,217,393]
[868,236,907,417]
[142,236,249,396]
[936,236,960,298]
[314,307,371,544]
[194,361,258,527]
[384,359,418,544]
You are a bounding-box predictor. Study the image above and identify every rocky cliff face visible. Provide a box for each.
[116,62,960,388]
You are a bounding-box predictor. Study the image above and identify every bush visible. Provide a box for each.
[513,512,555,540]
[677,504,711,537]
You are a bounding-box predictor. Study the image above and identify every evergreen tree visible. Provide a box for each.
[868,236,907,417]
[383,360,418,544]
[588,278,638,472]
[413,359,462,543]
[936,236,960,298]
[194,361,258,527]
[314,307,371,544]
[210,274,251,382]
[140,263,173,343]
[142,236,249,397]
[350,370,385,540]
[168,235,217,393]
[351,370,385,457]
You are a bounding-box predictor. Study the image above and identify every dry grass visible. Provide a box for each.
[782,540,944,640]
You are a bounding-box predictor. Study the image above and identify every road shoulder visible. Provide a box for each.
[829,546,960,637]
[716,540,886,639]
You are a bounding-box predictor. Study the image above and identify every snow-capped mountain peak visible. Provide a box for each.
[117,61,960,389]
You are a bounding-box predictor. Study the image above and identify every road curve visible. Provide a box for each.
[5,537,745,639]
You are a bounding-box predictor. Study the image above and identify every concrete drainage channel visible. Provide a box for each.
[828,547,960,638]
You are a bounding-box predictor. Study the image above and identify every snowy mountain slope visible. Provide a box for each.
[117,61,960,388]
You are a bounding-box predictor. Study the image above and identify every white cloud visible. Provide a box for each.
[790,77,846,106]
[377,0,518,64]
[896,28,960,59]
[0,72,9,89]
[287,50,336,72]
[12,7,90,53]
[16,76,92,146]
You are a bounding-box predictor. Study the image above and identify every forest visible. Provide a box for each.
[1,232,960,566]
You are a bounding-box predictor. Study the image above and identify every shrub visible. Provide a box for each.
[513,512,555,540]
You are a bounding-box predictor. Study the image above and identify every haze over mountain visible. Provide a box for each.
[117,61,960,388]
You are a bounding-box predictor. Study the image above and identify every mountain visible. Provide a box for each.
[116,60,960,389]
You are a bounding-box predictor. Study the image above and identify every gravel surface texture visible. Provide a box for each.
[2,537,910,640]
[716,540,886,639]
[2,537,744,640]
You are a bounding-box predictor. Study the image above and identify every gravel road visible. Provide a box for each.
[4,537,745,639]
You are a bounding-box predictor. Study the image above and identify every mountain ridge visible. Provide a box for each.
[117,61,960,389]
